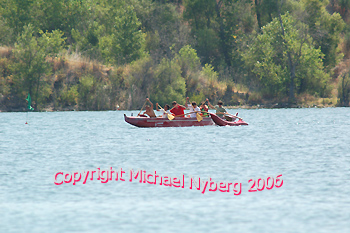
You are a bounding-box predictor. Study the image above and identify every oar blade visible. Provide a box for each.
[196,113,203,122]
[167,114,175,121]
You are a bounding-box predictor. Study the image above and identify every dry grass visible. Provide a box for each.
[0,46,12,58]
[296,93,338,107]
[50,52,113,81]
[232,83,249,94]
[0,46,112,78]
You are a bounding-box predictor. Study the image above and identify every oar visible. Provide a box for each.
[196,112,203,122]
[174,111,205,118]
[173,112,192,117]
[158,104,175,120]
[137,100,147,116]
[199,110,244,121]
[181,110,202,122]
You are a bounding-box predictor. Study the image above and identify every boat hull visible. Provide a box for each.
[209,113,248,126]
[124,114,214,127]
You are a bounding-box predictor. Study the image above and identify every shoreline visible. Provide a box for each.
[0,104,342,112]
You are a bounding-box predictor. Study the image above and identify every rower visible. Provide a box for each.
[170,101,186,117]
[138,98,156,118]
[207,99,227,118]
[156,103,172,118]
[185,97,201,118]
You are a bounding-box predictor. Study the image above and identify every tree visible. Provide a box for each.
[11,24,65,109]
[133,1,191,63]
[176,45,201,76]
[199,63,226,101]
[277,1,296,103]
[329,0,350,21]
[0,16,14,45]
[99,3,145,64]
[218,0,256,68]
[0,0,34,43]
[151,58,186,106]
[183,0,222,66]
[338,73,350,106]
[301,0,345,71]
[254,0,279,30]
[243,13,330,100]
[183,0,256,68]
[183,0,216,30]
[175,45,201,96]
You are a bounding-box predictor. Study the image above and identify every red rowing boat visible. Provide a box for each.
[209,113,248,126]
[124,114,214,127]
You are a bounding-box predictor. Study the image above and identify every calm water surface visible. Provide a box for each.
[0,108,349,232]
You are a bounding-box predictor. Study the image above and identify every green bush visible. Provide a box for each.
[78,75,95,109]
[151,58,186,106]
[59,85,78,107]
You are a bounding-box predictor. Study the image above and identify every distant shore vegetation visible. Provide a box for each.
[1,0,350,111]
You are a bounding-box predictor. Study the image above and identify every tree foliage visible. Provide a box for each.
[11,24,65,107]
[300,0,345,71]
[100,3,145,64]
[243,13,330,98]
[150,58,186,106]
[0,0,349,110]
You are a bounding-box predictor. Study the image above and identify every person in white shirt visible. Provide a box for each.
[156,103,172,118]
[185,97,201,118]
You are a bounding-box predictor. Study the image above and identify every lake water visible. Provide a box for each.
[0,108,349,232]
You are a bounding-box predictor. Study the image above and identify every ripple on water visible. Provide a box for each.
[0,109,349,233]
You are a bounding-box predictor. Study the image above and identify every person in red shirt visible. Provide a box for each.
[170,101,186,117]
